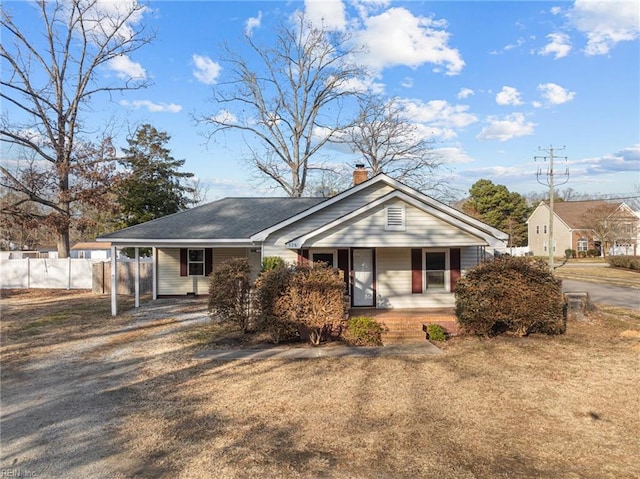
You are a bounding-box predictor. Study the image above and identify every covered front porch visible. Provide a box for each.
[350,307,459,344]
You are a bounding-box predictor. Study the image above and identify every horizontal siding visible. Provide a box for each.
[310,199,484,248]
[375,248,455,309]
[263,182,394,250]
[157,248,209,295]
[158,247,261,295]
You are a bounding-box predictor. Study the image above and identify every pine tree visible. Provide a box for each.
[117,124,194,228]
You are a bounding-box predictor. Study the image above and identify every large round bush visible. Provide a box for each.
[455,257,565,336]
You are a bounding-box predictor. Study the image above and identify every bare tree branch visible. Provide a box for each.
[0,0,154,257]
[200,12,366,197]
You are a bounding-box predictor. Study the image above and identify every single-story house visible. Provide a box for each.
[527,200,639,257]
[98,171,508,315]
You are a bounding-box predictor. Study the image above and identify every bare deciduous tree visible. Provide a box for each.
[581,203,638,257]
[340,95,445,193]
[203,12,366,197]
[1,0,153,257]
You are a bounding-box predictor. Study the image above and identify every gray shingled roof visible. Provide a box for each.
[100,197,326,240]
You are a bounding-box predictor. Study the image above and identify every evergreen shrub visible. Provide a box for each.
[342,316,385,346]
[607,255,640,271]
[427,323,447,341]
[455,256,566,337]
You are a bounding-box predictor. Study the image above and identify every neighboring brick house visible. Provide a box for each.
[527,200,639,257]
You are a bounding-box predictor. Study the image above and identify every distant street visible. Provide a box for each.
[562,279,640,309]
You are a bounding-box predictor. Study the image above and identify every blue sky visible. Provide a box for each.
[3,0,639,202]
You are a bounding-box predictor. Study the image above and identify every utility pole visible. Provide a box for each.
[536,145,569,270]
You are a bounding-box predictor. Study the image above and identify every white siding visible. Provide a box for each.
[157,247,261,295]
[157,248,207,295]
[309,199,484,248]
[375,248,455,308]
[263,182,395,255]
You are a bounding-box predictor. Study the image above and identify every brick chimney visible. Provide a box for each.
[353,163,368,186]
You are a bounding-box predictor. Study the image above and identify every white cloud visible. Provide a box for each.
[457,88,474,99]
[398,99,478,129]
[577,144,640,174]
[304,0,347,31]
[75,0,147,44]
[539,32,572,59]
[568,0,640,55]
[538,82,576,105]
[337,76,386,95]
[210,109,238,124]
[434,146,475,164]
[401,77,414,88]
[353,7,464,75]
[192,54,221,85]
[496,86,524,106]
[245,11,262,36]
[490,37,525,55]
[351,0,391,19]
[477,113,536,141]
[107,55,146,79]
[119,100,182,113]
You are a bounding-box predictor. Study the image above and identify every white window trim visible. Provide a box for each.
[422,248,450,293]
[385,204,406,231]
[188,248,205,276]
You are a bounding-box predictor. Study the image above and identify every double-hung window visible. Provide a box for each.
[425,251,446,290]
[188,249,205,276]
[577,238,588,252]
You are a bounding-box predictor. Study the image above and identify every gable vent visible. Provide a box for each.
[385,205,406,231]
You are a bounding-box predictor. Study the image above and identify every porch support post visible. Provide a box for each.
[110,245,118,316]
[134,247,140,308]
[152,247,157,300]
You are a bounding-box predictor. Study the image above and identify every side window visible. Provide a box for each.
[188,249,205,276]
[536,225,540,234]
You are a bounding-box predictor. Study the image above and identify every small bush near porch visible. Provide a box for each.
[455,256,566,337]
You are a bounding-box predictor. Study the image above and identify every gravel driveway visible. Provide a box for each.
[0,299,211,478]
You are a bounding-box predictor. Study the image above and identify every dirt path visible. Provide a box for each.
[1,298,210,478]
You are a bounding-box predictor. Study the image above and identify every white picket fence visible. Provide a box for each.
[0,258,152,291]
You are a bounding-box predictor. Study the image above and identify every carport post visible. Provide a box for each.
[111,245,118,316]
[134,247,140,308]
[152,247,157,300]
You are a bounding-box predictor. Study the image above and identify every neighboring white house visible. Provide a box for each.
[98,172,508,310]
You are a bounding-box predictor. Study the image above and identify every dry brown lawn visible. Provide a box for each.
[1,289,639,478]
[554,262,640,288]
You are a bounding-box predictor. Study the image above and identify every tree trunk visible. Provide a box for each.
[57,231,70,259]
